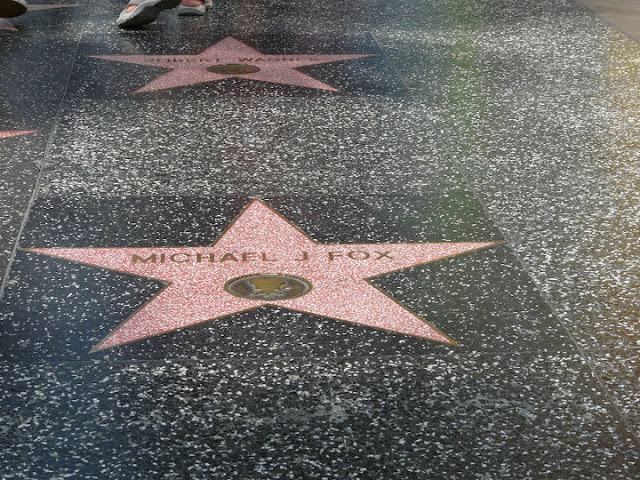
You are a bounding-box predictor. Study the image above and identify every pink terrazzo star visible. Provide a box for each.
[0,4,77,31]
[26,200,499,351]
[89,37,377,94]
[0,130,38,138]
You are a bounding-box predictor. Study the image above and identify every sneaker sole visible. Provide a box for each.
[0,0,27,18]
[177,4,206,16]
[117,0,181,27]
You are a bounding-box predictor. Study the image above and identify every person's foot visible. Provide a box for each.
[0,0,27,18]
[116,0,181,28]
[177,0,212,16]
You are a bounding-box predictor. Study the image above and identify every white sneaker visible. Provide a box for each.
[0,0,27,18]
[177,0,212,16]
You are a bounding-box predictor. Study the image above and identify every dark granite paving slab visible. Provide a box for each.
[67,33,404,99]
[0,6,85,99]
[39,96,465,196]
[0,354,638,479]
[0,0,85,288]
[0,194,575,361]
[0,100,58,289]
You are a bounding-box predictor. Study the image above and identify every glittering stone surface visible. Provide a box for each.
[0,3,79,32]
[0,99,55,283]
[2,0,640,477]
[0,130,39,139]
[0,354,637,479]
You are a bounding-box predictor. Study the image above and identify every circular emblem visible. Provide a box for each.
[225,274,312,301]
[207,64,261,75]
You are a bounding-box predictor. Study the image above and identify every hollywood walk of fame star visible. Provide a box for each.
[0,4,77,31]
[0,130,38,138]
[89,37,378,94]
[25,200,499,352]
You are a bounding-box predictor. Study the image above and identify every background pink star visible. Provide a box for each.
[90,37,377,93]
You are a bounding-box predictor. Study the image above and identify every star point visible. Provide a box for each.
[0,130,39,139]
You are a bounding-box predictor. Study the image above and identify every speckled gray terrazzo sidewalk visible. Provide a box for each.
[1,0,640,478]
[0,354,637,479]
